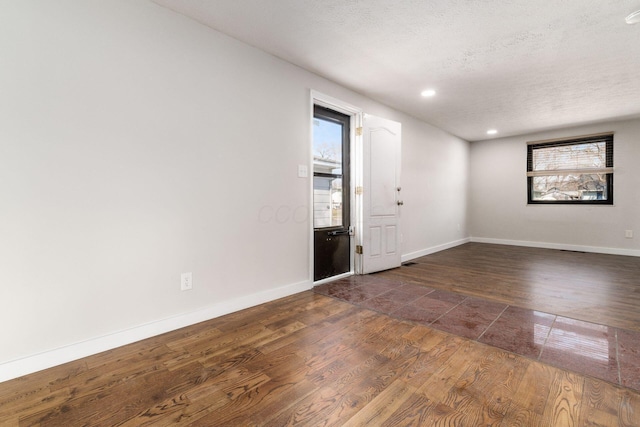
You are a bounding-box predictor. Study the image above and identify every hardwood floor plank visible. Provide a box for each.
[242,379,319,426]
[264,385,346,426]
[262,305,376,356]
[578,376,624,427]
[342,379,418,426]
[384,243,640,331]
[0,362,87,422]
[541,369,584,427]
[619,388,640,427]
[399,333,467,388]
[379,392,435,427]
[501,360,556,426]
[3,243,640,426]
[21,362,203,426]
[454,348,530,418]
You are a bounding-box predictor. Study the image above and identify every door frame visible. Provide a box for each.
[310,91,362,285]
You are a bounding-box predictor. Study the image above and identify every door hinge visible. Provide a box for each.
[355,245,363,254]
[355,186,363,195]
[356,127,363,136]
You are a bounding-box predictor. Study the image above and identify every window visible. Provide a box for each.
[527,133,613,204]
[312,105,350,228]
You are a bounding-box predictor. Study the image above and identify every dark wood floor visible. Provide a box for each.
[2,243,640,426]
[384,243,640,332]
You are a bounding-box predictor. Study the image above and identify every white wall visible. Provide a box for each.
[470,119,640,255]
[400,117,469,260]
[0,0,469,379]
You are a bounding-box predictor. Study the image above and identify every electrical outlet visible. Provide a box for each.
[625,230,634,239]
[181,272,193,291]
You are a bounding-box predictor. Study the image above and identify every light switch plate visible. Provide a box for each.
[298,164,308,178]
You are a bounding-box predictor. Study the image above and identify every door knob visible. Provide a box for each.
[397,201,404,206]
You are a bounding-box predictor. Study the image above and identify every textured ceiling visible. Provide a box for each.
[152,0,640,141]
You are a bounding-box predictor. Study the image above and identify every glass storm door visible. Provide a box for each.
[313,105,351,281]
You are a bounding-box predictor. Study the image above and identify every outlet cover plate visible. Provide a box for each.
[181,272,193,291]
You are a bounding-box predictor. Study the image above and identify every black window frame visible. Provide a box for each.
[312,105,351,230]
[526,133,614,205]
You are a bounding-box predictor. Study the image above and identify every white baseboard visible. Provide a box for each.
[470,237,640,257]
[0,279,312,384]
[401,238,471,263]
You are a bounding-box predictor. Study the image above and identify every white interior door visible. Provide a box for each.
[360,114,402,274]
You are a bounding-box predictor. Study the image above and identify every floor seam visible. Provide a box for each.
[476,304,510,341]
[615,328,622,386]
[428,296,468,326]
[537,315,557,361]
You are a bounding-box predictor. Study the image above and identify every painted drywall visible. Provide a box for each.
[0,0,469,376]
[469,119,640,254]
[400,117,469,260]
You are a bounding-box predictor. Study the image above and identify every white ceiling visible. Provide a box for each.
[152,0,640,141]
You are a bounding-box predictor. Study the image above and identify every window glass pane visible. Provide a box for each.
[313,118,342,174]
[532,142,606,172]
[313,176,343,228]
[527,134,613,204]
[531,174,609,201]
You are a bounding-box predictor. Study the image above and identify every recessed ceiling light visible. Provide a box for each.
[487,129,498,135]
[421,89,436,97]
[626,10,640,24]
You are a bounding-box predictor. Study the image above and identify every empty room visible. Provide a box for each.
[1,1,640,425]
